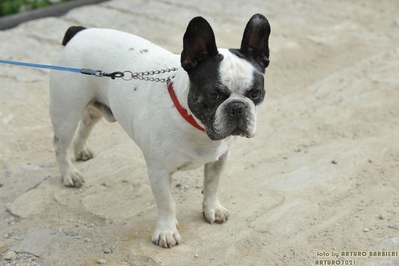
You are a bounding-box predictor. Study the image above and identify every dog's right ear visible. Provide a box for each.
[181,17,219,73]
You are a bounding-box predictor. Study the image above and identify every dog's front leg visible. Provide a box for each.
[202,150,230,224]
[148,168,181,248]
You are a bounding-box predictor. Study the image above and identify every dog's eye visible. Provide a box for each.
[250,89,261,99]
[208,93,220,100]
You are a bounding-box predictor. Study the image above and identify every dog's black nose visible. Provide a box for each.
[227,102,245,117]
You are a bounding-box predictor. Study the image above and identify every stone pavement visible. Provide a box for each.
[1,0,399,265]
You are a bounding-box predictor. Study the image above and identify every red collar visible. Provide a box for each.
[167,82,205,132]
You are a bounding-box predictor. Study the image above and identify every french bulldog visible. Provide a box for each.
[49,14,270,248]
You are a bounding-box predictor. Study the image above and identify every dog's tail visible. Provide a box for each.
[62,26,87,46]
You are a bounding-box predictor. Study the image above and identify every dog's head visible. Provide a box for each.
[181,14,271,140]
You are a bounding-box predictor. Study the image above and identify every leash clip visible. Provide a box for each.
[80,68,124,79]
[103,71,124,80]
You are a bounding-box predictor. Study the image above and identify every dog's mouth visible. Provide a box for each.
[231,127,255,138]
[206,122,255,141]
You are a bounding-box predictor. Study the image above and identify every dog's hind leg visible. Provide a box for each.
[74,101,116,161]
[51,113,85,188]
[74,106,102,161]
[50,90,89,188]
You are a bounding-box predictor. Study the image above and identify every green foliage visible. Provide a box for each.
[0,0,71,17]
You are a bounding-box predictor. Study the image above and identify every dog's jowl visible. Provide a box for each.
[50,14,270,248]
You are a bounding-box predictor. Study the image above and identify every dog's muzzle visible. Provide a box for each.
[209,100,256,140]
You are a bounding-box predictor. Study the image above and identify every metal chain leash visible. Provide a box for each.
[0,59,178,83]
[120,67,179,82]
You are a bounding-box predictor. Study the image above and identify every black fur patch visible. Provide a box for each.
[62,26,87,46]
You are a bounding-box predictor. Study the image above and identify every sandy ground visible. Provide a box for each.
[1,0,399,265]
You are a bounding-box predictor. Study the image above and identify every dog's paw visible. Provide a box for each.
[203,202,230,224]
[152,225,181,248]
[62,170,85,188]
[74,145,93,161]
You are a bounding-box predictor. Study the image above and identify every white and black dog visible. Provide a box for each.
[49,14,270,248]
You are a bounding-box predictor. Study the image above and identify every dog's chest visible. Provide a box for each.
[176,137,235,171]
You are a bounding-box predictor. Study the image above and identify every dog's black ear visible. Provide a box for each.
[181,17,219,73]
[240,14,271,69]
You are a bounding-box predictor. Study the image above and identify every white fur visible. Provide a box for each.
[50,28,256,248]
[218,49,255,94]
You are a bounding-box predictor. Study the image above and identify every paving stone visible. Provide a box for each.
[12,227,53,257]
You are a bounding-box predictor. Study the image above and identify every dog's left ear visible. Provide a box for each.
[181,17,219,73]
[240,14,271,69]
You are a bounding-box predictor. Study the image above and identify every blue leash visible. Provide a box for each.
[0,59,124,79]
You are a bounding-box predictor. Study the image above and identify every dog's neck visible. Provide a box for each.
[172,68,190,109]
[172,68,205,129]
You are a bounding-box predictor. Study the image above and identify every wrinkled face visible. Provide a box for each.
[187,49,266,140]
